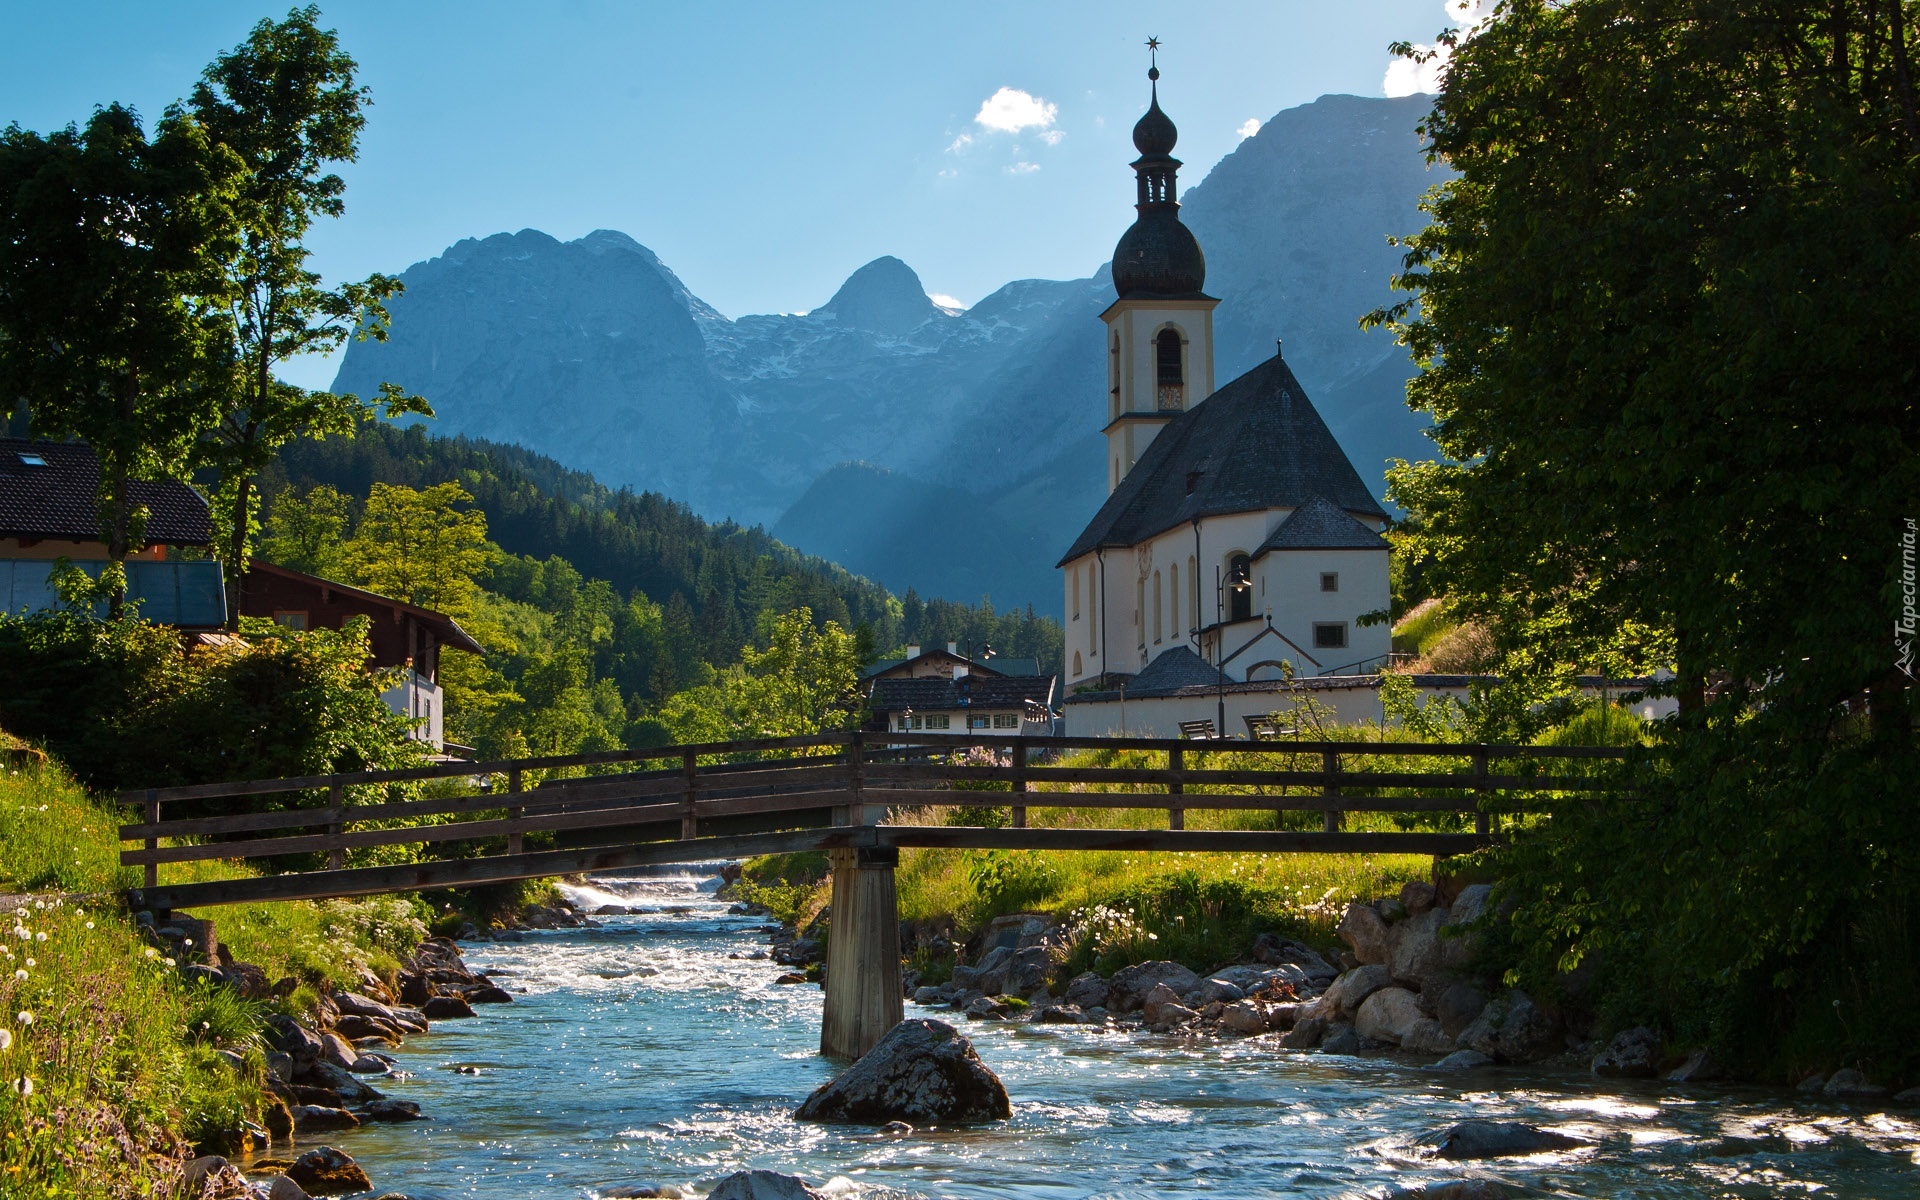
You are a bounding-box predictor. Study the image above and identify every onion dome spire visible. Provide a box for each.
[1112,41,1207,299]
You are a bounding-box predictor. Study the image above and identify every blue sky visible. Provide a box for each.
[0,2,1458,386]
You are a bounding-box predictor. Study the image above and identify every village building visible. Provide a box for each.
[1058,69,1393,736]
[0,437,477,751]
[863,643,1055,736]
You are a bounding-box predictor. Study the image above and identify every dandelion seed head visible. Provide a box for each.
[15,1012,31,1026]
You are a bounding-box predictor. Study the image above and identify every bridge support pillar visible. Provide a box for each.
[819,844,902,1060]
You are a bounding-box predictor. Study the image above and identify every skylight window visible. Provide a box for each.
[16,453,46,467]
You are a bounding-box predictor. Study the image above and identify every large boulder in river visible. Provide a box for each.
[794,1019,1010,1124]
[708,1170,825,1199]
[1418,1119,1590,1159]
[1107,961,1200,1012]
[1387,906,1450,987]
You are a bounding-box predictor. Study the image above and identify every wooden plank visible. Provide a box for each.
[122,788,856,867]
[126,827,880,912]
[1168,744,1184,831]
[326,784,344,871]
[1011,737,1028,830]
[866,762,1620,791]
[506,766,524,857]
[853,788,1480,813]
[877,827,1491,856]
[1322,748,1341,835]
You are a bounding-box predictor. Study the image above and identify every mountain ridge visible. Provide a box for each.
[334,92,1446,612]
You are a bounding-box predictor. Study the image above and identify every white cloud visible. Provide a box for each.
[1038,129,1065,147]
[945,133,973,155]
[1237,118,1262,140]
[937,167,958,179]
[1384,0,1498,97]
[974,87,1058,134]
[1007,161,1040,174]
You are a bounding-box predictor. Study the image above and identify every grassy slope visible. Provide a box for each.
[0,755,439,1198]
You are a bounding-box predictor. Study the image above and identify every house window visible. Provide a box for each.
[969,715,991,730]
[273,611,309,631]
[1227,554,1253,622]
[1155,329,1184,410]
[926,714,950,730]
[1321,572,1340,593]
[1313,622,1348,650]
[15,453,46,468]
[994,713,1019,728]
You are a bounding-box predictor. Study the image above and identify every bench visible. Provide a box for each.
[1178,719,1219,740]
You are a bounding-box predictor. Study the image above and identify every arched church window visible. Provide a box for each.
[1153,570,1163,643]
[1072,568,1081,619]
[1168,562,1179,638]
[1227,553,1253,623]
[1073,651,1082,677]
[1156,329,1184,411]
[1188,554,1198,631]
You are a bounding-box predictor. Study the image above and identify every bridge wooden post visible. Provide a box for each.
[506,766,524,856]
[326,783,345,871]
[819,841,902,1060]
[1321,748,1342,834]
[1167,744,1184,830]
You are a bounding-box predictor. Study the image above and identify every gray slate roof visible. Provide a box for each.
[869,674,1057,712]
[1059,354,1386,565]
[0,439,210,546]
[1256,496,1389,554]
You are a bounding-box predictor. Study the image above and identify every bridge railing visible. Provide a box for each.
[118,733,1637,896]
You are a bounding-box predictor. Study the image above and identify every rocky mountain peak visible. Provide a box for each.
[813,256,943,336]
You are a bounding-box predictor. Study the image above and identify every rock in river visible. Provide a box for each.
[794,1018,1010,1124]
[285,1145,372,1195]
[1418,1119,1591,1160]
[708,1169,825,1199]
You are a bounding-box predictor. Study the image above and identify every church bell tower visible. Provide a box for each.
[1101,47,1217,493]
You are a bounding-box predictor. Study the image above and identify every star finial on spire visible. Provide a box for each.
[1146,36,1161,81]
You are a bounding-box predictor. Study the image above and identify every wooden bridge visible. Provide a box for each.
[119,732,1631,1057]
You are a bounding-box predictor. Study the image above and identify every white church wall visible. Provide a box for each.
[1254,547,1392,674]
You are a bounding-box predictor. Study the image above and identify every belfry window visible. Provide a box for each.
[1227,554,1253,623]
[1156,329,1184,410]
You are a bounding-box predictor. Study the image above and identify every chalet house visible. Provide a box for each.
[238,561,482,752]
[863,644,1056,736]
[0,437,478,751]
[0,437,225,626]
[1057,69,1393,737]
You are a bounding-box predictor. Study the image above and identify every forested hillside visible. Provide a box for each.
[261,422,1062,755]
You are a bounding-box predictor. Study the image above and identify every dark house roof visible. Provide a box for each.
[1059,354,1386,565]
[863,647,1015,681]
[241,560,483,656]
[1255,496,1389,555]
[869,674,1057,713]
[0,439,211,546]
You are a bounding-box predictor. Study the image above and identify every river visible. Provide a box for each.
[338,866,1920,1199]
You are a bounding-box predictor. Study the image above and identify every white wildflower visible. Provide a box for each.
[0,1028,11,1050]
[33,933,44,943]
[144,948,156,959]
[15,1012,30,1026]
[11,1077,30,1096]
[83,922,93,931]
[10,971,23,983]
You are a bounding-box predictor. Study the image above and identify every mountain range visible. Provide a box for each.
[332,92,1448,612]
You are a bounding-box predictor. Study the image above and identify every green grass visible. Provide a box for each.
[1392,597,1455,656]
[0,748,452,1194]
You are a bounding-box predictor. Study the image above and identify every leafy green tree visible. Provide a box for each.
[342,481,497,619]
[0,104,239,592]
[190,6,430,625]
[1377,0,1920,1076]
[259,483,351,575]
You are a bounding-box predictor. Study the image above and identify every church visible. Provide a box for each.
[1058,63,1393,735]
